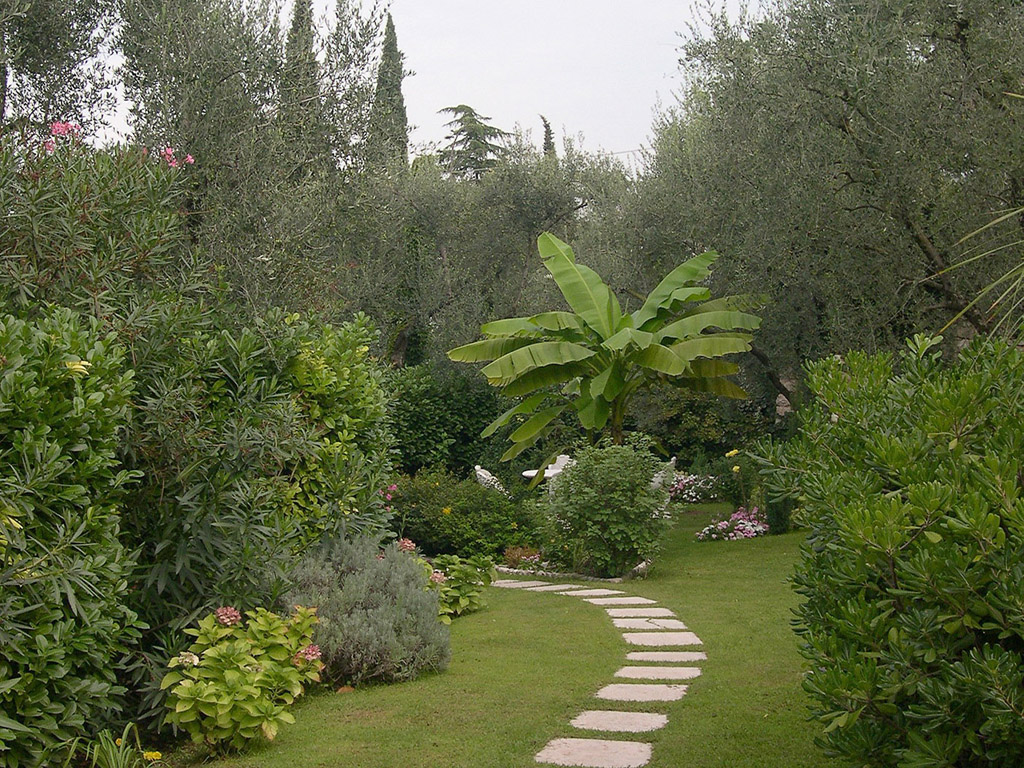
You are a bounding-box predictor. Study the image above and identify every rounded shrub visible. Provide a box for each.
[756,337,1024,766]
[0,310,143,768]
[542,442,667,577]
[390,468,540,557]
[284,537,450,685]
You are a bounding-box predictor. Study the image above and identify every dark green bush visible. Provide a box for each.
[541,442,667,577]
[0,311,143,768]
[756,337,1024,767]
[390,467,540,557]
[284,537,450,685]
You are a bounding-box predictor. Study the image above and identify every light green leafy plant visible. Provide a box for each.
[448,233,759,456]
[430,555,496,623]
[161,606,321,751]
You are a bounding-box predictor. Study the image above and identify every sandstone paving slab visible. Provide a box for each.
[491,580,550,589]
[622,631,702,647]
[570,710,669,733]
[595,683,688,702]
[605,608,675,618]
[612,618,688,630]
[535,737,652,768]
[627,651,707,663]
[558,588,625,597]
[586,597,658,606]
[527,583,589,592]
[614,666,702,681]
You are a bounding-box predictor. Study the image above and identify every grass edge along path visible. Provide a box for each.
[188,508,837,768]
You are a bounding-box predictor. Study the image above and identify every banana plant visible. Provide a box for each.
[448,233,761,459]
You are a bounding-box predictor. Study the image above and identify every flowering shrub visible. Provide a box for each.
[667,473,717,504]
[430,554,496,623]
[161,607,321,751]
[503,545,542,569]
[695,506,769,541]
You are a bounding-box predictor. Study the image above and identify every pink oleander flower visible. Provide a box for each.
[215,606,242,626]
[43,138,56,153]
[429,570,447,584]
[387,484,397,492]
[396,538,415,553]
[50,121,81,137]
[184,154,194,164]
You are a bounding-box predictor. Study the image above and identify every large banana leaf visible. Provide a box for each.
[634,343,685,375]
[509,405,567,442]
[529,311,585,332]
[482,392,549,437]
[500,424,554,461]
[683,293,766,316]
[479,317,546,338]
[685,359,740,378]
[671,334,752,365]
[632,252,718,329]
[656,310,762,344]
[590,360,626,401]
[575,389,610,431]
[603,327,655,351]
[502,361,591,397]
[448,337,537,363]
[538,233,621,339]
[679,376,749,399]
[481,341,595,386]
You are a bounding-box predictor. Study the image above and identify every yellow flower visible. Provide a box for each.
[725,449,740,458]
[115,738,122,746]
[64,359,91,376]
[143,751,162,761]
[441,507,451,515]
[731,465,741,473]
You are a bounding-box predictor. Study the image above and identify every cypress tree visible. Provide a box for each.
[541,114,556,158]
[279,0,325,167]
[367,13,408,167]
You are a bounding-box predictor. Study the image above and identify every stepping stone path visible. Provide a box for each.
[491,578,705,767]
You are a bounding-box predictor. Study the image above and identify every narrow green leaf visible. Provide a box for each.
[538,233,621,339]
[447,337,535,363]
[509,406,566,442]
[481,393,548,437]
[632,252,719,328]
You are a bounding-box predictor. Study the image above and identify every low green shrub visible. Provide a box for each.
[283,537,450,686]
[430,555,496,623]
[0,310,143,768]
[390,468,540,557]
[541,442,667,577]
[755,336,1024,767]
[161,606,321,752]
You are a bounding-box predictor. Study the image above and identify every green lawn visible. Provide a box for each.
[192,507,837,768]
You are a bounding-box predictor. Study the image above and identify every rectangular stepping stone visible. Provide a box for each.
[622,631,702,646]
[627,651,707,663]
[558,588,624,597]
[585,597,657,606]
[614,666,702,680]
[527,583,587,592]
[595,683,688,702]
[612,618,688,630]
[492,580,550,589]
[570,710,668,733]
[605,607,675,618]
[535,737,651,768]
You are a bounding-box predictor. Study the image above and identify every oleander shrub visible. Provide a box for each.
[0,310,143,768]
[541,442,667,577]
[755,336,1024,767]
[284,537,450,685]
[390,468,540,557]
[161,606,321,751]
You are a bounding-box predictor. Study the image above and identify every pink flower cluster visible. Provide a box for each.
[377,483,398,501]
[215,606,242,626]
[292,644,321,665]
[429,570,447,585]
[160,146,194,168]
[695,506,769,542]
[668,473,717,504]
[43,121,82,153]
[396,538,416,553]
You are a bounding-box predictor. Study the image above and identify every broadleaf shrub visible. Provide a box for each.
[284,537,450,685]
[755,338,1024,767]
[390,468,540,557]
[161,606,321,751]
[541,442,667,577]
[430,554,496,623]
[0,311,143,768]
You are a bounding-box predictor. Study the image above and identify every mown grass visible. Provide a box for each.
[184,507,837,768]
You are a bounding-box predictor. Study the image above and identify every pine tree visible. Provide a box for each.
[366,12,407,167]
[438,104,508,180]
[540,114,556,158]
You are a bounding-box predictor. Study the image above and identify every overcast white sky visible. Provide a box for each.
[384,0,698,160]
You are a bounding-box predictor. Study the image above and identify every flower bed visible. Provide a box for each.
[695,506,768,541]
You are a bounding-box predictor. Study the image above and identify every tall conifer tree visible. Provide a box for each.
[279,0,325,168]
[366,12,408,167]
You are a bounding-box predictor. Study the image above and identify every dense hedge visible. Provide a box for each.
[0,311,143,768]
[756,338,1024,767]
